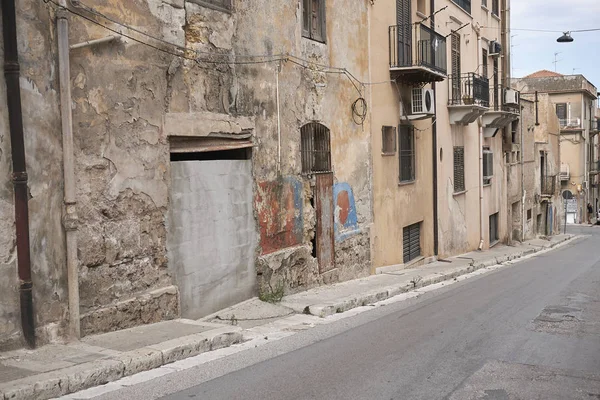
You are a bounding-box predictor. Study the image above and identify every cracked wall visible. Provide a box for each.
[1,0,373,342]
[0,1,67,349]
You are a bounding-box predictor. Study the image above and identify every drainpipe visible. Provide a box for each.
[57,0,80,339]
[477,33,484,251]
[2,0,36,348]
[520,104,525,241]
[430,0,439,256]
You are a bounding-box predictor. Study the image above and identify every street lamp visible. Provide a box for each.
[557,32,574,43]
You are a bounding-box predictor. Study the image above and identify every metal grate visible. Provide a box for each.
[403,222,421,263]
[399,125,415,182]
[301,123,332,174]
[454,146,465,193]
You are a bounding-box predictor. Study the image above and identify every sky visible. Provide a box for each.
[511,0,600,89]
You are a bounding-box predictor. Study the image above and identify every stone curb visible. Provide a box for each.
[0,327,243,400]
[303,235,575,318]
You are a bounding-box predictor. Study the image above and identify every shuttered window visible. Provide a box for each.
[491,0,499,16]
[301,123,331,174]
[482,49,488,79]
[483,148,493,185]
[396,0,412,66]
[403,222,421,263]
[399,125,415,182]
[556,103,567,121]
[454,146,465,193]
[451,33,461,100]
[302,0,326,42]
[489,213,499,243]
[453,0,471,14]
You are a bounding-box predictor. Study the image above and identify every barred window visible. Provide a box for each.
[301,122,331,174]
[454,146,465,192]
[483,148,493,185]
[399,125,415,182]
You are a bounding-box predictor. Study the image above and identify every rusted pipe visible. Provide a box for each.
[2,0,36,348]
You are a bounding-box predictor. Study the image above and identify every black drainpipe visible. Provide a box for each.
[430,0,439,256]
[2,0,35,348]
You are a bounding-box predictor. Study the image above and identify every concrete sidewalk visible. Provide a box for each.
[0,234,575,400]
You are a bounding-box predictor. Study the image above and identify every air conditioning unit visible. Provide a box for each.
[504,89,520,106]
[489,40,502,56]
[412,88,435,116]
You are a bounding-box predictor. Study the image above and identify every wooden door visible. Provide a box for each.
[315,173,335,273]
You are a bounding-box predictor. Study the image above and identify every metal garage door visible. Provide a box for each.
[403,222,421,264]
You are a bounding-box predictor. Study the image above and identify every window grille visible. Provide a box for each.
[301,123,332,174]
[454,146,465,192]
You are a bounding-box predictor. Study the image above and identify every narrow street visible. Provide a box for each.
[79,227,600,400]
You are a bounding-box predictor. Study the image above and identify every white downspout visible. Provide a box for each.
[276,63,281,174]
[57,0,80,339]
[477,32,484,250]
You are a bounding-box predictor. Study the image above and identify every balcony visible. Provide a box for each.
[482,85,520,137]
[590,119,600,135]
[541,175,556,197]
[560,163,570,182]
[559,118,582,130]
[389,23,447,84]
[448,73,489,125]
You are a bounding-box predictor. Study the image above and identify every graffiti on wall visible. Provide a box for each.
[256,177,303,255]
[333,182,360,242]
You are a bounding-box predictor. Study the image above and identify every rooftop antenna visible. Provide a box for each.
[553,52,562,72]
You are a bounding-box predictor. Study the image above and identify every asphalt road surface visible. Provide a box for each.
[92,227,600,400]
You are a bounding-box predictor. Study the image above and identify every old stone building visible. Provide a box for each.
[0,0,372,348]
[505,93,562,242]
[513,72,598,225]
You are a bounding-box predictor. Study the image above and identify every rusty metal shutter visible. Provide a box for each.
[454,146,465,192]
[397,0,412,66]
[403,222,421,263]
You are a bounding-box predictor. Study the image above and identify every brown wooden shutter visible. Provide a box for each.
[451,33,461,100]
[302,0,310,37]
[397,0,412,66]
[454,146,465,192]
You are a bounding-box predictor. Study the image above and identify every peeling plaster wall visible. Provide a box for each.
[0,1,67,349]
[1,0,373,341]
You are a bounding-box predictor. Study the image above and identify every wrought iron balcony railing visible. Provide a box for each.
[389,23,447,79]
[448,73,490,107]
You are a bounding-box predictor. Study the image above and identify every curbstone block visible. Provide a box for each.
[116,347,164,377]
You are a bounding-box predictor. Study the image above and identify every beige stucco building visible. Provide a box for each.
[369,0,516,271]
[513,72,598,224]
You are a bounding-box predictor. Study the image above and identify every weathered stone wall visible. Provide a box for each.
[0,1,67,349]
[1,0,373,343]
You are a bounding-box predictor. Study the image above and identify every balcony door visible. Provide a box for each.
[397,0,412,66]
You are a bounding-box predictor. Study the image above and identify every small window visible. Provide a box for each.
[301,122,331,174]
[511,120,518,144]
[454,146,465,193]
[453,0,471,14]
[482,0,488,8]
[556,103,567,125]
[399,125,415,182]
[188,0,232,11]
[489,212,499,243]
[417,0,426,13]
[483,148,493,185]
[482,49,488,79]
[491,0,499,16]
[403,222,421,263]
[382,126,397,155]
[302,0,326,42]
[527,209,532,220]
